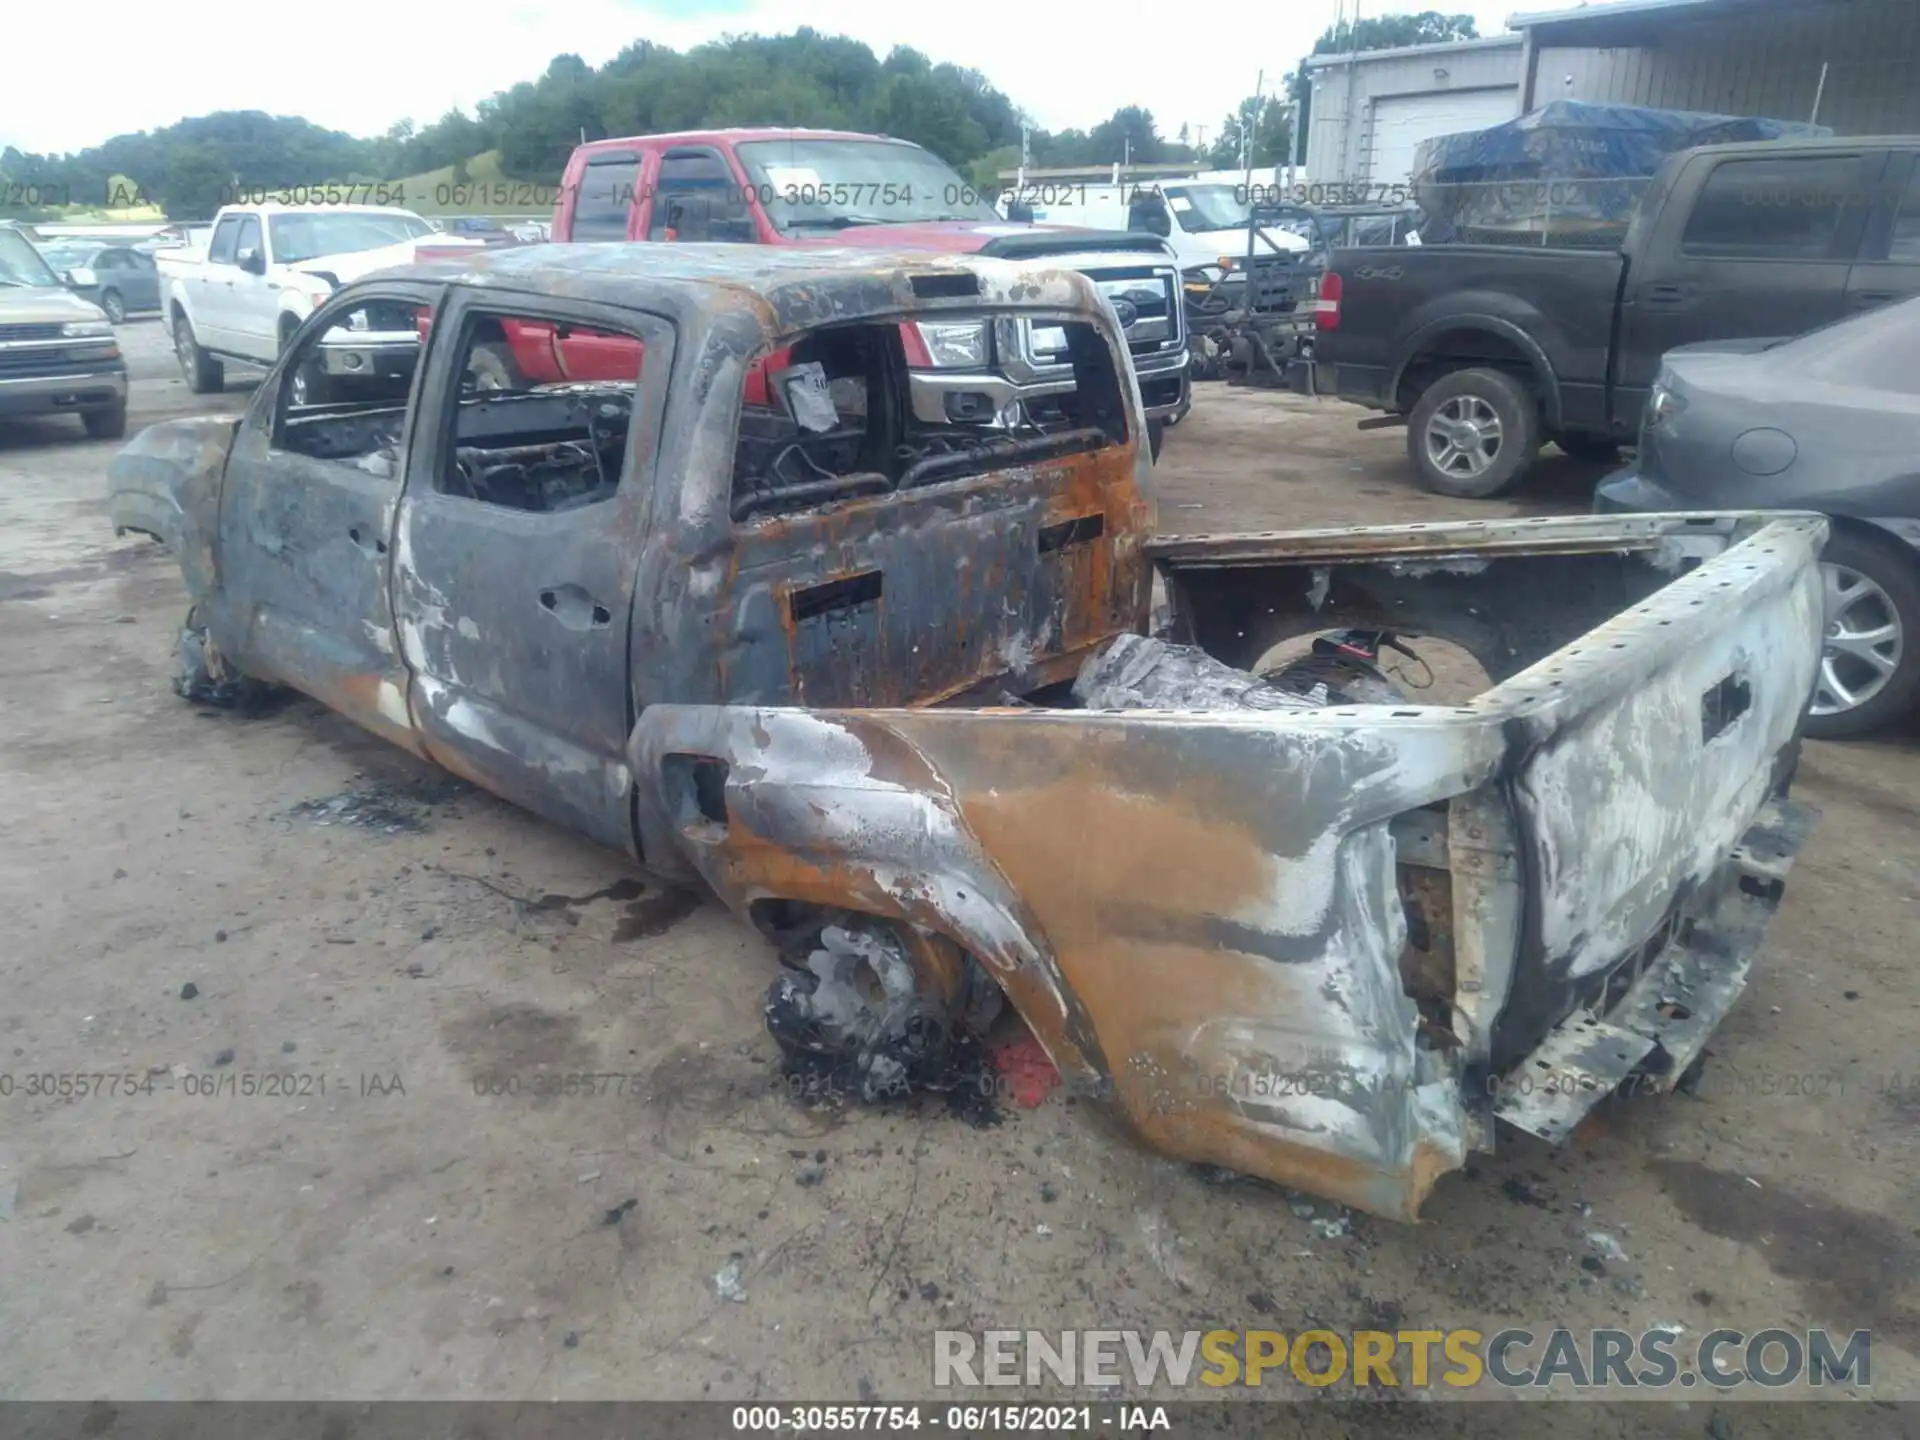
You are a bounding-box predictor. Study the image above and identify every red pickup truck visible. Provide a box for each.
[473,127,1191,454]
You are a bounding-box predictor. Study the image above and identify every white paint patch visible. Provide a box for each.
[375,678,412,729]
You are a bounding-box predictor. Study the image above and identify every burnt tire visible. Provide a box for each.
[764,920,1001,1104]
[172,312,224,394]
[172,608,276,711]
[1407,367,1540,499]
[83,405,127,441]
[1803,527,1920,741]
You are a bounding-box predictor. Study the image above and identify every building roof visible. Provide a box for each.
[1304,33,1524,71]
[1508,0,1820,45]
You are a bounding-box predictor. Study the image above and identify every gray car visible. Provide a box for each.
[1596,294,1920,738]
[39,243,162,323]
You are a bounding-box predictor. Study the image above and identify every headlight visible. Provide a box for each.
[61,320,113,338]
[913,321,990,369]
[1647,382,1686,430]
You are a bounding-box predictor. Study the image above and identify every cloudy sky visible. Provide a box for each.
[3,0,1534,158]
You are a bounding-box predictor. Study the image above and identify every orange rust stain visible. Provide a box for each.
[319,671,430,761]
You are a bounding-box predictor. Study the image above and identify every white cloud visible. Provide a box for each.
[1,0,1519,157]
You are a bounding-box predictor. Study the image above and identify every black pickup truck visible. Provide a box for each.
[1304,135,1920,497]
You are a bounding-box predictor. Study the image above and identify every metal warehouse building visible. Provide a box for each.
[1304,36,1526,190]
[1305,0,1920,188]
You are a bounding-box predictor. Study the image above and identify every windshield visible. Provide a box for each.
[0,229,62,287]
[735,139,998,232]
[39,244,96,270]
[1165,184,1252,233]
[268,213,422,264]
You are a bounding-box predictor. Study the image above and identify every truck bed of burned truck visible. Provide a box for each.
[632,511,1825,1222]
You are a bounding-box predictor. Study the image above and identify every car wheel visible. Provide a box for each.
[1804,528,1920,740]
[172,606,277,712]
[172,313,224,394]
[83,405,127,441]
[1407,367,1540,499]
[100,290,126,324]
[1557,435,1619,463]
[288,361,332,408]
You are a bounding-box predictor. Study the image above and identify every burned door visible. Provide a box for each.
[217,282,439,750]
[392,293,674,853]
[676,316,1150,711]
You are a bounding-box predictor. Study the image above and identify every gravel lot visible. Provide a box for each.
[2,321,1916,1428]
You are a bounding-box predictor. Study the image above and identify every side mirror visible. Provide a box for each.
[237,247,266,276]
[1006,201,1035,224]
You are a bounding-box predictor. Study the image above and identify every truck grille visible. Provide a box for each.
[1085,266,1182,353]
[0,346,94,372]
[0,323,68,343]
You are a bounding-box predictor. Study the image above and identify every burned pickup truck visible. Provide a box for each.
[111,244,1823,1221]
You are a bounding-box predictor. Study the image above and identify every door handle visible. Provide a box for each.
[1644,283,1688,307]
[539,585,612,630]
[347,525,388,555]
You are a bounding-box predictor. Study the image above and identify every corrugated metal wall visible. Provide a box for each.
[1536,0,1920,132]
[1306,39,1524,183]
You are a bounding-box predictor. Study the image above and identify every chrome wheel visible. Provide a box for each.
[1424,395,1503,479]
[289,366,309,406]
[173,320,194,373]
[1813,561,1903,717]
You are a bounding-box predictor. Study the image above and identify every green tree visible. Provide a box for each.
[156,143,233,221]
[1206,96,1293,170]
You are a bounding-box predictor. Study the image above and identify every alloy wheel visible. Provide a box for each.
[1812,561,1904,717]
[1424,395,1504,479]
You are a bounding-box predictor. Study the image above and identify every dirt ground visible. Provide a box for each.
[2,324,1917,1427]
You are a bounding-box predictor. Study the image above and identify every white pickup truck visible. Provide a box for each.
[158,204,480,400]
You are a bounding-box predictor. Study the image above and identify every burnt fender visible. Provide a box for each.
[107,415,241,603]
[633,703,1508,1221]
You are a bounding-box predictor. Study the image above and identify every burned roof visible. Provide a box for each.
[382,243,1100,334]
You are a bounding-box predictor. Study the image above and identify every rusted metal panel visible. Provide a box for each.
[632,513,1827,1221]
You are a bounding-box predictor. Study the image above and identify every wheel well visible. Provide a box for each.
[1396,330,1544,414]
[278,312,302,344]
[1828,513,1920,566]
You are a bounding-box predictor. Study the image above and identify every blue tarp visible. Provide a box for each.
[1410,101,1833,243]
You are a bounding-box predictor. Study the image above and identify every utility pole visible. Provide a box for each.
[1242,69,1263,185]
[1018,118,1031,187]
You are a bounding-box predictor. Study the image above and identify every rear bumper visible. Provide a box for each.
[1494,796,1815,1142]
[1289,359,1390,407]
[0,363,128,417]
[316,331,419,379]
[909,356,1190,427]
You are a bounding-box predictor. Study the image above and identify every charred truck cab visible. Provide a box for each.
[114,245,1824,1221]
